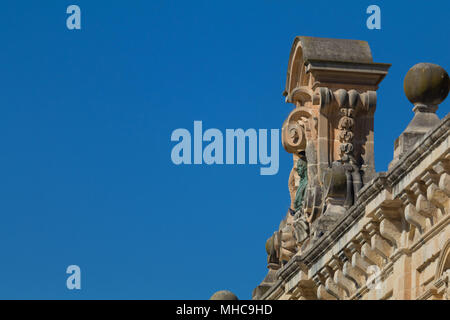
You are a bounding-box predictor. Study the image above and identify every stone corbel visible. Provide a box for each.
[316,266,345,300]
[352,252,371,280]
[296,280,318,300]
[317,284,337,300]
[380,218,403,249]
[334,269,357,298]
[366,222,392,261]
[361,243,385,268]
[423,169,448,218]
[432,161,450,207]
[351,233,375,278]
[354,230,385,268]
[402,191,427,233]
[284,270,317,300]
[371,233,392,260]
[324,277,345,299]
[411,181,437,228]
[343,261,364,288]
[342,242,366,288]
[375,205,405,250]
[440,173,450,200]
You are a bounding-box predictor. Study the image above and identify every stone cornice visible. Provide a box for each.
[386,114,450,187]
[292,114,448,269]
[260,113,450,299]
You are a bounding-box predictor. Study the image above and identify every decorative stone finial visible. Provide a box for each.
[404,63,449,111]
[389,63,449,170]
[209,290,238,300]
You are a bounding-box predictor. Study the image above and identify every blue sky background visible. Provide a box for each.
[0,0,448,299]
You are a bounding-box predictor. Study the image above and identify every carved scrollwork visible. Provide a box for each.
[318,87,333,110]
[335,90,356,162]
[282,121,306,154]
[265,231,281,270]
[286,87,314,104]
[282,109,311,154]
[280,224,297,263]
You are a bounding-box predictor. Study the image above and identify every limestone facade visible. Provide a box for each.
[253,36,450,300]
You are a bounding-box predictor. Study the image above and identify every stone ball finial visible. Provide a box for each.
[209,290,238,300]
[404,63,450,108]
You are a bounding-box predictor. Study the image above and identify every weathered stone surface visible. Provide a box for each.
[280,36,390,255]
[389,63,449,170]
[404,63,450,107]
[252,269,277,299]
[251,36,450,301]
[210,290,238,300]
[289,36,374,65]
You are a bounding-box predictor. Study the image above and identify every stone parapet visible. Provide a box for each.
[253,36,450,300]
[255,114,449,300]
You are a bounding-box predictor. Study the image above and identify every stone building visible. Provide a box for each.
[253,36,450,300]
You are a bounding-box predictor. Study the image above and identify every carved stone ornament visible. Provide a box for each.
[264,36,391,272]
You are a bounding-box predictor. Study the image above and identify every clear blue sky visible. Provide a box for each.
[0,0,448,299]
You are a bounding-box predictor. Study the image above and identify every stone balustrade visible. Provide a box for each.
[256,115,450,300]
